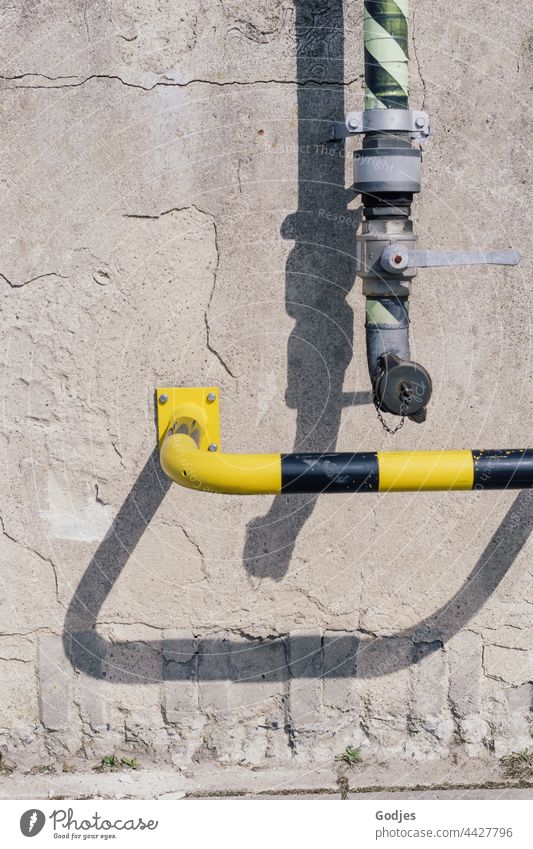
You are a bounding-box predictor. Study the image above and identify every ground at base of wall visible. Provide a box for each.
[1,760,532,801]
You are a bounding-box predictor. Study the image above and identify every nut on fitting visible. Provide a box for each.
[380,242,410,274]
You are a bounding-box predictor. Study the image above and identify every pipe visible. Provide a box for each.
[160,433,533,495]
[365,294,432,418]
[161,434,281,495]
[365,295,410,383]
[364,0,409,110]
[358,0,431,419]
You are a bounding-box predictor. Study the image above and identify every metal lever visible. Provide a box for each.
[381,244,522,275]
[409,249,522,269]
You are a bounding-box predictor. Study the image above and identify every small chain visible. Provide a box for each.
[373,394,407,435]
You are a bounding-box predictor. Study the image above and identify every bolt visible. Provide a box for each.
[415,116,425,128]
[207,392,217,403]
[208,443,218,452]
[347,116,359,130]
[159,394,169,404]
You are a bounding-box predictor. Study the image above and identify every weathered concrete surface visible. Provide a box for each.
[1,758,532,799]
[0,0,532,784]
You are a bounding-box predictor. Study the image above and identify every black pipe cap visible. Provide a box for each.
[375,354,432,418]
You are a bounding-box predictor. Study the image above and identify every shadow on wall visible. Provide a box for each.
[243,0,368,581]
[64,449,532,682]
[63,0,532,682]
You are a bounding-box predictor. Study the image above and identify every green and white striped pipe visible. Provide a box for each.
[364,0,409,110]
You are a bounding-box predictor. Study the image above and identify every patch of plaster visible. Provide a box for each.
[41,476,114,542]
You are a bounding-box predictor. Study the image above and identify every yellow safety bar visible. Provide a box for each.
[157,388,533,495]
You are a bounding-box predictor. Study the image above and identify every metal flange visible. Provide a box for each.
[156,387,221,450]
[331,109,430,141]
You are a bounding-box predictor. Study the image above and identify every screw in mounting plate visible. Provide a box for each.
[207,392,217,403]
[415,116,425,128]
[159,394,169,404]
[208,443,218,452]
[347,117,359,130]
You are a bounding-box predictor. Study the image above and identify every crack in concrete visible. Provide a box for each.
[0,271,68,289]
[203,215,236,379]
[1,72,363,92]
[109,438,126,470]
[0,656,32,663]
[179,525,205,561]
[412,6,427,110]
[445,653,464,746]
[481,645,491,680]
[123,204,236,378]
[236,157,243,194]
[95,621,163,633]
[0,627,62,638]
[204,313,236,379]
[94,483,109,507]
[0,516,61,605]
[123,202,206,221]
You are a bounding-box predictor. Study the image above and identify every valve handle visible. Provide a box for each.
[409,249,522,269]
[380,244,521,274]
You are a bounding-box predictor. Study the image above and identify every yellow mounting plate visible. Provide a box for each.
[156,387,221,449]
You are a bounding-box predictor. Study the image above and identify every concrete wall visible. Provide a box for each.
[0,0,531,781]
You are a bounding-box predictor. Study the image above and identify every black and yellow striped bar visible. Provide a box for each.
[281,450,533,493]
[160,428,533,494]
[282,452,379,493]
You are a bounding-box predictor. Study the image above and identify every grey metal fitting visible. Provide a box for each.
[380,243,410,274]
[379,241,521,274]
[332,109,431,141]
[357,219,417,296]
[354,146,422,195]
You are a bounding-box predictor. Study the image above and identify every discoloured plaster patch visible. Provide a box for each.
[41,476,114,541]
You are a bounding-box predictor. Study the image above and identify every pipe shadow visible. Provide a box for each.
[243,0,366,580]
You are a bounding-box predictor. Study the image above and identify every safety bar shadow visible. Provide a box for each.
[64,447,532,682]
